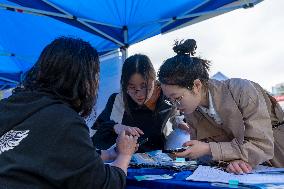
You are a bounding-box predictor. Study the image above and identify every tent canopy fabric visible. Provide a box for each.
[0,0,263,88]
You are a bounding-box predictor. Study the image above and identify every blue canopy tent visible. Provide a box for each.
[0,0,263,87]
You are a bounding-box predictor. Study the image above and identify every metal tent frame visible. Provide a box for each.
[0,0,263,87]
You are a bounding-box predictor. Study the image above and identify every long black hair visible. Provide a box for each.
[158,39,210,90]
[121,54,156,114]
[17,36,100,117]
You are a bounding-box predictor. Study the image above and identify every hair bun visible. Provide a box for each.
[173,39,197,56]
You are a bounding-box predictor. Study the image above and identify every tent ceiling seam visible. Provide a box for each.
[37,0,124,46]
[40,0,72,17]
[0,2,125,47]
[0,3,72,19]
[162,0,259,34]
[36,0,125,47]
[77,19,125,47]
[0,3,122,28]
[131,0,211,45]
[127,1,253,29]
[0,77,19,84]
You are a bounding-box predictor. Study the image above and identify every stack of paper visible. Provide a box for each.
[186,165,284,184]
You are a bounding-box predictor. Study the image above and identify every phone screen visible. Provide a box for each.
[138,137,148,145]
[162,148,187,153]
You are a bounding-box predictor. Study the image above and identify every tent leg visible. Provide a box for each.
[121,47,128,62]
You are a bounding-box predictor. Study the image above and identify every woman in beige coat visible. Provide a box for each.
[158,39,284,174]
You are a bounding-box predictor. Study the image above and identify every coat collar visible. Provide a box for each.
[125,91,173,114]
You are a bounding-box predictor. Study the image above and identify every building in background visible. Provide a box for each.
[272,82,284,110]
[272,82,284,95]
[211,72,229,81]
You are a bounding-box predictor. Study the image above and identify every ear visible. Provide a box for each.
[192,79,203,94]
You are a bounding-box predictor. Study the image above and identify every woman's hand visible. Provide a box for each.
[114,123,144,137]
[174,140,211,159]
[116,130,138,157]
[226,160,252,174]
[111,131,138,174]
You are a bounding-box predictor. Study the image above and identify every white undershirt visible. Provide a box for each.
[199,91,223,125]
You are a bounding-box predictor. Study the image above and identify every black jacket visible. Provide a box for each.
[92,92,175,152]
[0,91,125,189]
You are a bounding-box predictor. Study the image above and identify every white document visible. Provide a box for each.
[186,165,284,184]
[252,165,284,174]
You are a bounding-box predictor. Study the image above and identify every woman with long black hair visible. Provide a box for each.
[0,37,137,188]
[92,54,188,152]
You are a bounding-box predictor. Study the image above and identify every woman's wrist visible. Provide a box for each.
[107,148,117,161]
[100,150,109,161]
[113,124,120,134]
[111,154,132,175]
[205,143,212,156]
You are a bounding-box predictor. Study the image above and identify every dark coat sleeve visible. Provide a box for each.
[45,116,126,189]
[92,93,119,150]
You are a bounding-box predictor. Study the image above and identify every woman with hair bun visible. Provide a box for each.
[158,39,284,174]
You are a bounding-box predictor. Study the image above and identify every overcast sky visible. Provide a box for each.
[128,0,283,91]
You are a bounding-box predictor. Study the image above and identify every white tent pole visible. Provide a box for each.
[132,0,210,45]
[241,0,251,7]
[0,3,121,28]
[0,3,72,19]
[0,3,124,46]
[161,0,210,27]
[0,85,7,90]
[178,5,243,20]
[40,0,72,17]
[128,0,257,29]
[77,19,125,47]
[162,0,261,34]
[121,26,129,62]
[79,17,121,29]
[20,72,24,84]
[129,1,257,45]
[38,0,125,47]
[0,77,19,84]
[40,0,122,28]
[39,0,125,47]
[99,49,120,59]
[121,48,128,63]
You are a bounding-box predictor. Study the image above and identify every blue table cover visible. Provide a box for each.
[126,168,284,189]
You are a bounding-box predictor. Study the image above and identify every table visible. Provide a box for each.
[126,168,284,189]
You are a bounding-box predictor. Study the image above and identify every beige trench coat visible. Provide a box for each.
[185,78,284,167]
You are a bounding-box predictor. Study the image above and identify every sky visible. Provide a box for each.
[128,0,284,92]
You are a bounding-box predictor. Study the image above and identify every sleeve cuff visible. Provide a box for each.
[209,142,240,161]
[209,142,222,160]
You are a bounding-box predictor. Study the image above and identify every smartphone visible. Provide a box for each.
[162,147,188,153]
[138,137,148,145]
[114,137,148,152]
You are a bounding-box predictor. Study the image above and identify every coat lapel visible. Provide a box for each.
[186,107,225,140]
[208,79,245,144]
